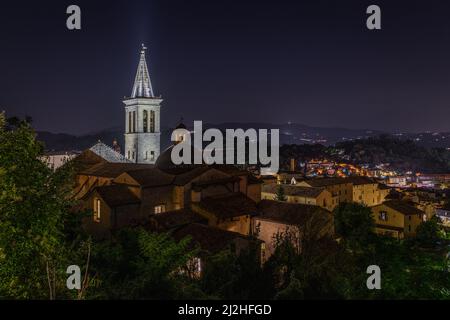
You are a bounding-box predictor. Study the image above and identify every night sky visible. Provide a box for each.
[1,0,450,135]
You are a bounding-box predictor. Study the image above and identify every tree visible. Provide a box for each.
[0,112,5,129]
[334,202,375,249]
[264,210,359,299]
[443,198,450,211]
[415,216,442,247]
[275,185,287,202]
[200,242,269,299]
[87,228,200,299]
[0,116,83,299]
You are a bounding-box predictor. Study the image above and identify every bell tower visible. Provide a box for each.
[123,44,162,164]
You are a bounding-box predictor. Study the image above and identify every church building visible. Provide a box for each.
[123,44,162,164]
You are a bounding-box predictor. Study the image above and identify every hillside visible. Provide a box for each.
[332,135,450,173]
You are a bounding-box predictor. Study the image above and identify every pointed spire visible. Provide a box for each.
[131,43,154,98]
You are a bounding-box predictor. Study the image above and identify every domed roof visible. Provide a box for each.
[175,122,187,130]
[156,144,203,174]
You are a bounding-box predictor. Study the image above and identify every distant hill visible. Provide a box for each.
[331,135,450,173]
[36,122,450,154]
[279,136,450,174]
[36,122,385,152]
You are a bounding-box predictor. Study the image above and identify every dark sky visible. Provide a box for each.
[1,0,450,134]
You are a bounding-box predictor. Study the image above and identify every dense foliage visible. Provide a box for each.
[0,114,86,299]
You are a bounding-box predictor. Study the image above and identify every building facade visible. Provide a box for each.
[371,200,426,238]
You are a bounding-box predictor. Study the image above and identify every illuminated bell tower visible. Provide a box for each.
[123,44,162,164]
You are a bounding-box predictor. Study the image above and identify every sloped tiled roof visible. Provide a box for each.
[256,199,332,226]
[301,177,351,187]
[125,168,175,187]
[80,162,153,178]
[196,193,258,219]
[262,183,326,198]
[95,185,140,207]
[89,142,130,163]
[382,200,425,216]
[191,176,241,191]
[147,208,207,232]
[173,166,212,186]
[172,223,252,253]
[345,176,378,185]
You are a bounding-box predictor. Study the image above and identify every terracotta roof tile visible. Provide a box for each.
[262,183,326,198]
[125,168,175,187]
[302,177,351,187]
[256,199,331,226]
[80,162,153,178]
[172,223,252,253]
[147,208,207,231]
[197,193,258,219]
[382,200,425,216]
[95,185,140,207]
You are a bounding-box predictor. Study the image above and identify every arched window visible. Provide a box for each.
[143,110,148,132]
[150,110,155,133]
[128,112,132,133]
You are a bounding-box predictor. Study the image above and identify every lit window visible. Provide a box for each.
[261,243,266,261]
[154,205,166,214]
[94,198,101,222]
[379,211,388,221]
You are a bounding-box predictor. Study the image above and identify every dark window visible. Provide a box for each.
[143,110,148,132]
[128,112,132,133]
[150,110,155,133]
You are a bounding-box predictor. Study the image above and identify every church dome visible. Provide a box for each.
[175,122,187,130]
[156,144,203,174]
